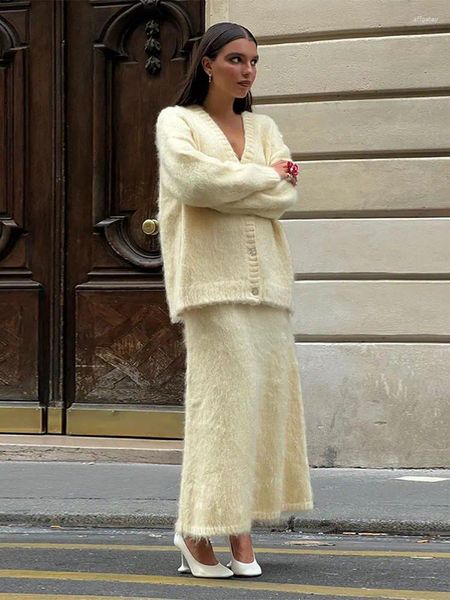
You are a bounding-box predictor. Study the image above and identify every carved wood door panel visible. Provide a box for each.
[0,0,59,434]
[0,0,204,437]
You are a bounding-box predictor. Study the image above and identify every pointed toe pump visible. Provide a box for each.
[174,532,234,578]
[226,537,262,577]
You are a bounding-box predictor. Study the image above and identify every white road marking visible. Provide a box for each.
[394,476,450,482]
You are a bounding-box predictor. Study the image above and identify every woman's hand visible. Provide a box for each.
[271,160,298,186]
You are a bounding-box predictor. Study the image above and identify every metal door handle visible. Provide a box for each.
[142,219,159,235]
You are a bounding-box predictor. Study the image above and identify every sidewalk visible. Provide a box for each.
[1,462,449,535]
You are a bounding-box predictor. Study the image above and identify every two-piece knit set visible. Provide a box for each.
[155,104,314,539]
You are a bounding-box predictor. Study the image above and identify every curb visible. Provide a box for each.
[0,513,448,536]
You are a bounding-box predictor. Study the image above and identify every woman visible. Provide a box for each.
[155,21,314,579]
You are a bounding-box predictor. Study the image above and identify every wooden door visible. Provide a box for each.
[0,0,204,437]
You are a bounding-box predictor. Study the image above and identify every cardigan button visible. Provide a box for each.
[248,247,257,256]
[251,287,259,295]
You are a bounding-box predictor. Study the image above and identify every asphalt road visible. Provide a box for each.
[0,526,449,599]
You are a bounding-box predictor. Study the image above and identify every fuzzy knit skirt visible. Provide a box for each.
[174,302,314,540]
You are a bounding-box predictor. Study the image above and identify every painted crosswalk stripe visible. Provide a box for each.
[0,542,448,559]
[0,569,449,600]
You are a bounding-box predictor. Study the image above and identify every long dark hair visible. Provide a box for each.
[170,22,257,114]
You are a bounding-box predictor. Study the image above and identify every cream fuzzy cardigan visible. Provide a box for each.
[155,104,299,324]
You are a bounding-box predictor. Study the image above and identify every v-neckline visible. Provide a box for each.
[191,104,250,163]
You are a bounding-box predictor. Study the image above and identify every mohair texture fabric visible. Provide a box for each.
[155,104,299,324]
[175,302,314,539]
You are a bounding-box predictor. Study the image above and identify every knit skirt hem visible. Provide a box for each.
[252,499,314,520]
[174,500,314,539]
[174,522,252,539]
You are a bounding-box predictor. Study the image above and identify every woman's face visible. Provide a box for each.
[203,38,259,99]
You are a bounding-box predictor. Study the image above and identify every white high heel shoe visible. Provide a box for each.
[226,537,262,577]
[174,532,234,578]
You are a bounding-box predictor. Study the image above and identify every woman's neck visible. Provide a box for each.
[201,93,236,119]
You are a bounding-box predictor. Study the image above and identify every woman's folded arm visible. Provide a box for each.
[155,107,298,218]
[155,107,282,209]
[212,116,299,219]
